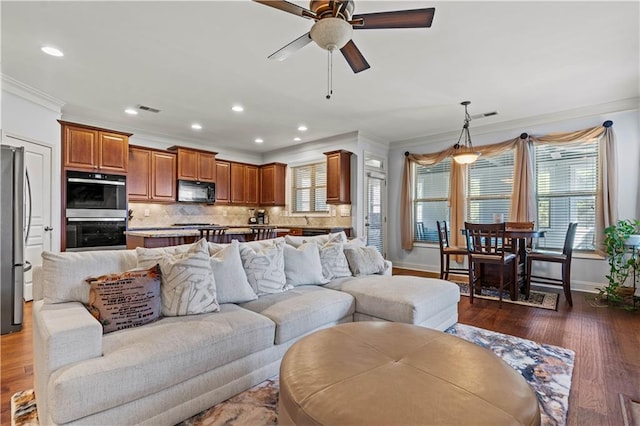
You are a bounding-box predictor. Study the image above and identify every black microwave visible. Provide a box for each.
[177,180,215,204]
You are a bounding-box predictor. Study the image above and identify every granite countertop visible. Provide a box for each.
[126,226,292,238]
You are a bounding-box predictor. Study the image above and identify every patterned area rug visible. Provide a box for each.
[12,323,574,426]
[457,282,559,310]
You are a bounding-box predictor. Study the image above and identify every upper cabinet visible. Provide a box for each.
[168,146,217,182]
[324,150,352,204]
[230,162,259,206]
[260,162,287,206]
[60,121,130,173]
[128,146,176,202]
[215,160,231,204]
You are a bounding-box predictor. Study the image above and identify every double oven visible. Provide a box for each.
[65,171,127,251]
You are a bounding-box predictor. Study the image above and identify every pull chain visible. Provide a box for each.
[326,49,333,100]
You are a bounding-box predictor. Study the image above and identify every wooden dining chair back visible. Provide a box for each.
[464,222,518,307]
[252,227,276,240]
[505,221,536,253]
[436,221,469,280]
[199,227,228,243]
[525,222,578,306]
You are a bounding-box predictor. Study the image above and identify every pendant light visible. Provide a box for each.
[452,101,481,165]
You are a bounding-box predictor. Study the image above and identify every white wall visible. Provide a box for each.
[387,101,640,293]
[1,83,63,251]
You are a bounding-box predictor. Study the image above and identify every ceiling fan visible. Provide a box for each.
[254,0,436,74]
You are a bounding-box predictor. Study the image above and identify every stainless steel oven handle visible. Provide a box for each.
[67,177,125,186]
[67,217,126,222]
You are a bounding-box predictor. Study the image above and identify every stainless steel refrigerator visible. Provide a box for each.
[1,144,29,334]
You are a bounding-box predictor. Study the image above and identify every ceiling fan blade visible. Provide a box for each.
[340,40,370,73]
[253,0,316,19]
[268,32,313,61]
[353,8,435,29]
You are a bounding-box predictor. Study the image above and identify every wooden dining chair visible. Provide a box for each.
[505,221,536,254]
[436,221,469,281]
[251,227,276,240]
[199,227,228,243]
[525,222,578,306]
[464,222,518,307]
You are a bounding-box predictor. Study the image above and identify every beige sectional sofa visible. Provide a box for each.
[32,234,460,425]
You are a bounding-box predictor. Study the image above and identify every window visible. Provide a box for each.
[291,162,328,213]
[414,159,451,242]
[467,151,514,223]
[534,141,598,250]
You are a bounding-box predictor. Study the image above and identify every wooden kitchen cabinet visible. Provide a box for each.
[230,162,259,205]
[215,160,231,204]
[169,146,216,182]
[128,146,176,202]
[324,150,352,204]
[60,121,130,173]
[260,162,287,206]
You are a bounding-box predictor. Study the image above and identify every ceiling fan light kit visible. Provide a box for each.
[310,17,353,50]
[452,101,481,165]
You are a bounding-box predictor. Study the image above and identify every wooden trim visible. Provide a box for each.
[166,145,218,156]
[57,120,133,137]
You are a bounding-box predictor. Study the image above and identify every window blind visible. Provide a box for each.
[292,162,328,213]
[414,160,451,242]
[467,151,514,223]
[534,141,597,250]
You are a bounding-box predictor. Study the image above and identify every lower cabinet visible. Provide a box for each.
[128,146,176,202]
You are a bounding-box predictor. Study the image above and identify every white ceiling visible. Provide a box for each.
[2,1,638,153]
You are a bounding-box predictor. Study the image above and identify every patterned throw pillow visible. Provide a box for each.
[317,239,352,280]
[285,231,347,248]
[209,240,258,304]
[85,264,161,334]
[239,238,290,295]
[283,242,328,286]
[137,239,219,316]
[344,246,388,276]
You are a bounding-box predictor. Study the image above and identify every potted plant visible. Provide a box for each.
[599,219,640,303]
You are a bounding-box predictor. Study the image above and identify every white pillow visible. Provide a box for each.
[285,231,347,248]
[317,240,352,280]
[209,240,257,304]
[344,246,388,276]
[344,235,367,250]
[137,239,219,316]
[239,238,290,295]
[283,242,328,286]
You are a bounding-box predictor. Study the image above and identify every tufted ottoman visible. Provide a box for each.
[278,322,541,426]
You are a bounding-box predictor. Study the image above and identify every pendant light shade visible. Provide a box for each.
[452,101,481,165]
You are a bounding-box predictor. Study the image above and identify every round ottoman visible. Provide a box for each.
[278,322,540,426]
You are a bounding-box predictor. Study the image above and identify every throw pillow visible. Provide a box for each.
[239,238,290,295]
[283,242,328,286]
[285,231,347,248]
[85,264,162,334]
[344,246,388,276]
[137,238,219,316]
[317,240,352,280]
[209,240,258,304]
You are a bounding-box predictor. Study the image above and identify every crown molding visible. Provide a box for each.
[1,75,65,113]
[392,97,640,150]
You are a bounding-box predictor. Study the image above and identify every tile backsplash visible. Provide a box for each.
[128,203,352,229]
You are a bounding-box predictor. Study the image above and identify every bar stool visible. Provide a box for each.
[199,227,228,243]
[251,226,276,240]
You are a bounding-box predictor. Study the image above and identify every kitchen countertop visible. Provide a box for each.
[126,226,292,238]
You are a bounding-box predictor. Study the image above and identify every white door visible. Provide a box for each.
[3,134,53,301]
[365,171,386,257]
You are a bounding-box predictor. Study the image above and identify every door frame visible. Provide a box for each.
[363,153,387,257]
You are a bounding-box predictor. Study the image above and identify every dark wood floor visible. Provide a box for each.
[2,270,639,425]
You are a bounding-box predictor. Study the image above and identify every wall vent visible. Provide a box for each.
[136,104,161,113]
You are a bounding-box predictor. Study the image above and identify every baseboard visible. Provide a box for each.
[392,262,602,294]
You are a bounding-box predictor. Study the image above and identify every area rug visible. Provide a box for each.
[457,282,559,310]
[12,323,574,426]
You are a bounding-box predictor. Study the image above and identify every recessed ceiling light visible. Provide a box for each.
[191,123,202,130]
[124,108,138,115]
[255,138,264,144]
[232,105,244,112]
[298,125,308,132]
[294,137,301,142]
[41,46,64,57]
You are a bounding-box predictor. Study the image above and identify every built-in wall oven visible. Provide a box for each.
[65,171,127,251]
